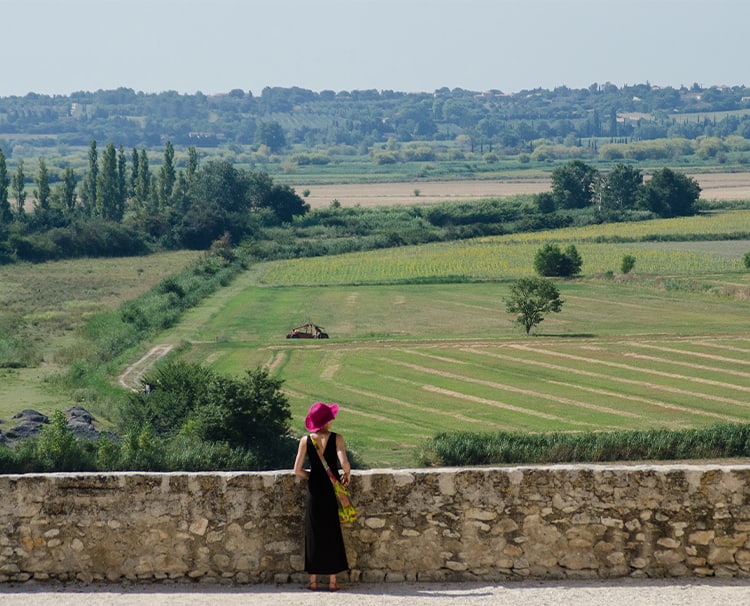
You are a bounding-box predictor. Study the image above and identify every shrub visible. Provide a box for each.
[534,243,583,277]
[35,410,97,471]
[621,254,636,274]
[120,362,294,469]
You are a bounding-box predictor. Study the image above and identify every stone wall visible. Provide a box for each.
[2,464,750,584]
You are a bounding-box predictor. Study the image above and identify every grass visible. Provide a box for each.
[4,208,750,469]
[158,258,750,467]
[0,251,199,425]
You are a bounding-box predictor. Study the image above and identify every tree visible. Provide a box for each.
[159,141,176,205]
[259,183,310,224]
[96,142,122,220]
[123,361,293,468]
[551,160,599,209]
[561,245,583,276]
[639,168,701,217]
[178,159,252,248]
[55,167,77,216]
[743,251,750,269]
[186,146,198,182]
[534,243,583,277]
[35,410,92,471]
[10,159,26,218]
[0,148,12,224]
[129,147,140,199]
[536,191,556,213]
[254,121,286,152]
[33,157,51,215]
[134,149,152,208]
[117,145,127,215]
[601,163,643,210]
[80,140,98,216]
[190,367,291,453]
[505,277,564,334]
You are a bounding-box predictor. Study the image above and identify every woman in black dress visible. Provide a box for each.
[293,402,352,591]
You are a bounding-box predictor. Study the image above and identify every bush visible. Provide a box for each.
[35,410,97,471]
[621,254,636,274]
[533,243,583,277]
[120,361,294,469]
[744,251,750,269]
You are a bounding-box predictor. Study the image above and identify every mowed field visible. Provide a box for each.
[152,211,750,468]
[295,171,750,208]
[3,175,750,468]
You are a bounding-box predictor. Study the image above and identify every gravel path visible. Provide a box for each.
[2,579,750,606]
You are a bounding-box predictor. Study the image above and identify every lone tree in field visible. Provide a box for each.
[505,277,564,334]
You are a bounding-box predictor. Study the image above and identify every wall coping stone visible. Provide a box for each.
[2,463,750,584]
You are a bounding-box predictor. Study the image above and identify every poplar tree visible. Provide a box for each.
[96,143,120,220]
[10,159,26,218]
[130,147,140,201]
[186,146,198,182]
[159,141,176,205]
[33,157,51,215]
[0,148,11,223]
[80,140,98,216]
[135,149,152,207]
[58,167,77,216]
[117,145,127,217]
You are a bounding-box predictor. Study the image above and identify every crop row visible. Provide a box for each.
[274,334,750,466]
[257,210,750,286]
[257,240,747,286]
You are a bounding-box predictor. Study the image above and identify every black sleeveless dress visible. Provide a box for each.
[304,433,349,574]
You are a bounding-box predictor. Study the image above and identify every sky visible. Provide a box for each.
[2,0,748,97]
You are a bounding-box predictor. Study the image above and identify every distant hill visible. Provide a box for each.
[2,84,750,157]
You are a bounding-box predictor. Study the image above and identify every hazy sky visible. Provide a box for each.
[3,0,747,97]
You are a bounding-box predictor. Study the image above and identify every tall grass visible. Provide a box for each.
[417,424,750,466]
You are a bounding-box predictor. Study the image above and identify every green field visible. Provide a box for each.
[145,215,750,467]
[0,251,199,423]
[3,211,750,469]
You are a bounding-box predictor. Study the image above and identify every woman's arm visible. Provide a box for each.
[293,436,309,480]
[336,433,351,486]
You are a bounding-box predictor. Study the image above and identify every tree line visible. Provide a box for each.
[0,146,703,266]
[540,160,702,217]
[2,83,750,157]
[0,141,310,262]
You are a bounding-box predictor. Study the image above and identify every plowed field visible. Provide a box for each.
[296,172,750,208]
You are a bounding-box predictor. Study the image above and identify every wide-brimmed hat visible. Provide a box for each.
[305,402,340,431]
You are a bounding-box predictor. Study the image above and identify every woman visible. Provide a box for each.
[293,401,352,591]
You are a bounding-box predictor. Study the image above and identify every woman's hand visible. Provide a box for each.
[340,471,351,487]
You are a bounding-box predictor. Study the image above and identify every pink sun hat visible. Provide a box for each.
[305,402,340,431]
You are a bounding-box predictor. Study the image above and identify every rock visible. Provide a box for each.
[4,409,49,440]
[65,406,103,440]
[2,406,113,443]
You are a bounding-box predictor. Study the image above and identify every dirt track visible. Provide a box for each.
[296,172,750,208]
